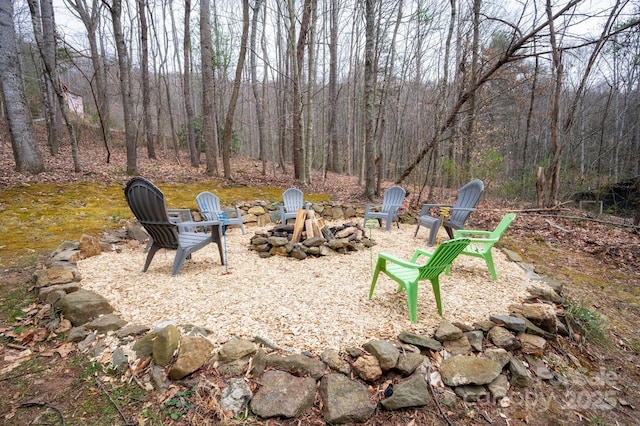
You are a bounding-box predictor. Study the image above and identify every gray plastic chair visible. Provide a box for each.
[196,191,245,235]
[415,179,484,245]
[279,188,311,224]
[363,186,406,231]
[124,177,225,276]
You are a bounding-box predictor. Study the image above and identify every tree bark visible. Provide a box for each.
[0,1,45,174]
[200,0,219,176]
[221,0,250,179]
[250,0,267,175]
[183,0,198,167]
[137,0,155,159]
[363,0,376,199]
[105,0,137,175]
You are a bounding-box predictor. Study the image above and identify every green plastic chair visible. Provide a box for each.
[369,238,470,323]
[446,213,516,280]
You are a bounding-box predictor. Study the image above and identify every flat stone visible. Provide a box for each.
[398,331,443,351]
[439,355,502,386]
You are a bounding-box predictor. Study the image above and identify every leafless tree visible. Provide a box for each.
[200,0,219,176]
[0,1,45,174]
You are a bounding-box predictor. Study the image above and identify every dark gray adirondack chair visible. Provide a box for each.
[363,186,406,231]
[196,191,245,235]
[279,188,311,224]
[414,179,484,246]
[124,177,225,276]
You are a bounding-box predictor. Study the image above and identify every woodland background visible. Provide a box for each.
[1,0,640,220]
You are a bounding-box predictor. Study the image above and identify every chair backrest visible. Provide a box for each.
[282,188,304,211]
[450,179,484,227]
[196,191,222,221]
[381,186,406,213]
[124,177,179,249]
[488,213,516,240]
[418,238,470,280]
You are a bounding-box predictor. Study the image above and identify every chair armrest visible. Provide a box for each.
[378,252,422,269]
[410,249,434,263]
[419,204,453,216]
[176,219,220,231]
[453,229,491,238]
[167,208,193,223]
[365,203,381,214]
[448,207,477,213]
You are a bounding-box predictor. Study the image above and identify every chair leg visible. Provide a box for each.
[172,247,189,276]
[405,282,419,323]
[368,259,384,299]
[485,253,497,280]
[445,226,455,239]
[414,223,421,237]
[430,277,443,316]
[143,245,160,272]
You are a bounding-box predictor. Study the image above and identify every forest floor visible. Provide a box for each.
[1,127,640,425]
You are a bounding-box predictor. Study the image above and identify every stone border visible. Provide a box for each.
[33,229,575,424]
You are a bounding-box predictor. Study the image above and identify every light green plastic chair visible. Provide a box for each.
[446,213,516,280]
[369,238,470,323]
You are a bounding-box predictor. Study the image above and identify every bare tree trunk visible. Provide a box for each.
[28,0,60,156]
[183,0,198,167]
[30,0,82,172]
[0,1,45,174]
[250,0,266,175]
[137,0,155,159]
[65,0,112,163]
[201,0,219,176]
[462,0,481,180]
[288,0,312,182]
[363,0,376,199]
[544,0,563,207]
[304,0,318,184]
[105,0,137,175]
[220,0,250,178]
[327,0,339,173]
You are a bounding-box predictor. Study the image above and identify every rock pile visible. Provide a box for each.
[249,221,374,259]
[33,236,575,424]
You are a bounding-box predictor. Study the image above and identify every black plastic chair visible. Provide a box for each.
[124,177,225,276]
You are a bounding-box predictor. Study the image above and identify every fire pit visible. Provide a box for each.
[249,221,375,259]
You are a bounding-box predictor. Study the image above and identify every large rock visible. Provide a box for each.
[435,321,464,342]
[168,336,214,380]
[362,339,399,371]
[487,326,521,351]
[55,289,113,326]
[509,303,557,333]
[265,353,326,379]
[380,372,431,410]
[352,354,382,382]
[250,371,316,418]
[85,313,127,333]
[439,355,503,387]
[398,331,443,351]
[220,378,253,417]
[153,325,181,367]
[320,374,375,424]
[217,338,257,362]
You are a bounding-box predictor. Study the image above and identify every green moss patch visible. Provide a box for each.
[0,181,329,268]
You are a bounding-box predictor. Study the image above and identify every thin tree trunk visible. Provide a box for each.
[183,0,198,167]
[106,0,137,175]
[363,0,376,199]
[250,0,267,175]
[201,0,219,176]
[137,0,155,159]
[221,0,250,179]
[327,0,339,173]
